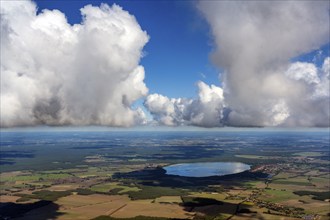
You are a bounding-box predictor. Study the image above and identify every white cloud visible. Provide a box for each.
[322,57,330,79]
[1,1,149,127]
[145,81,225,127]
[198,1,330,127]
[1,1,329,128]
[286,62,320,84]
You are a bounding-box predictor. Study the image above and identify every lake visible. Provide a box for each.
[164,162,251,177]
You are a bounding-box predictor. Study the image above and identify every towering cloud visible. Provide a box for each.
[198,1,330,127]
[1,1,149,127]
[2,1,329,128]
[145,81,225,127]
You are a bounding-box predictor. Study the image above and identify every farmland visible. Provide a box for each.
[0,130,329,219]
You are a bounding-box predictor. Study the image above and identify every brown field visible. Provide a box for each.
[111,199,194,219]
[1,146,329,220]
[280,199,330,215]
[252,213,301,220]
[310,177,330,189]
[0,195,21,203]
[60,202,127,220]
[58,194,128,208]
[187,192,227,201]
[56,194,129,219]
[15,194,194,220]
[0,171,26,179]
[46,184,80,191]
[268,183,315,192]
[154,196,183,204]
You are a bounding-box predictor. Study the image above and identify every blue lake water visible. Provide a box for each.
[164,162,251,177]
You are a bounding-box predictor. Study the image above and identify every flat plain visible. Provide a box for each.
[0,130,329,219]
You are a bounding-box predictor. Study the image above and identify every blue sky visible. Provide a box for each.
[292,44,329,67]
[34,0,221,98]
[1,1,329,128]
[34,0,329,98]
[34,0,329,99]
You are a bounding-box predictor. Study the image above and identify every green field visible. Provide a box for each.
[1,131,329,219]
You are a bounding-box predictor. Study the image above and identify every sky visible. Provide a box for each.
[34,0,219,98]
[1,0,329,128]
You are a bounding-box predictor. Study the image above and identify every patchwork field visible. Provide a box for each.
[1,131,329,219]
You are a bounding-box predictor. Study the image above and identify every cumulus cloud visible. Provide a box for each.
[283,59,330,127]
[1,1,149,127]
[145,81,225,127]
[198,1,330,127]
[2,1,329,128]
